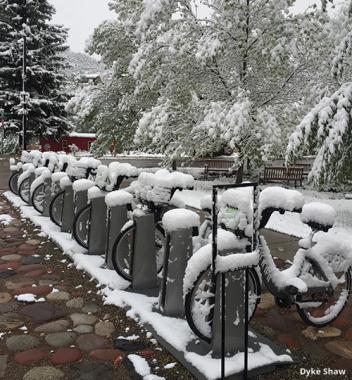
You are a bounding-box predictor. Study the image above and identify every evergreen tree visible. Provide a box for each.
[0,0,71,143]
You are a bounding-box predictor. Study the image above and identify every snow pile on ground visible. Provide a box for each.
[15,294,45,303]
[128,354,165,379]
[0,214,13,225]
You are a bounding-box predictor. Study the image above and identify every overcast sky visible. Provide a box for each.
[50,0,318,53]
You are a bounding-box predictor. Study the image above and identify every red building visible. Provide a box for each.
[40,132,96,153]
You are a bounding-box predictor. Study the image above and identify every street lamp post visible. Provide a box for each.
[22,33,27,151]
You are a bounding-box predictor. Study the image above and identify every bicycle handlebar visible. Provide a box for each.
[259,207,302,229]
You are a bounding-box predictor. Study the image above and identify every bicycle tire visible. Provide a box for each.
[184,265,261,343]
[111,223,165,281]
[31,183,45,214]
[72,204,91,249]
[8,172,19,195]
[19,177,31,204]
[296,259,352,327]
[49,190,64,227]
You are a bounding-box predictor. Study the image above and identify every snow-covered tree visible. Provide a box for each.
[114,0,326,180]
[286,1,352,189]
[0,0,71,143]
[81,17,159,156]
[286,83,352,189]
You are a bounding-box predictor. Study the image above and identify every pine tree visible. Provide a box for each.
[0,0,71,144]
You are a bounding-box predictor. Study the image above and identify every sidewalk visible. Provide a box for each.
[0,194,192,380]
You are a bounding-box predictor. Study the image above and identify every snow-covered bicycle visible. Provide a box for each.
[8,151,42,196]
[110,169,194,281]
[49,157,101,227]
[72,162,138,249]
[184,187,352,343]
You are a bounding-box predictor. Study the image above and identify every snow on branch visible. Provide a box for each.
[286,83,352,188]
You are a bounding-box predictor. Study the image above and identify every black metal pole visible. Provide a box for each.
[22,34,27,151]
[244,268,249,380]
[221,272,226,380]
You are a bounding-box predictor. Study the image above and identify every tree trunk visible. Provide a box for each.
[236,163,244,184]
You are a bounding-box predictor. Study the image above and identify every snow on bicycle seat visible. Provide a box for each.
[138,169,194,190]
[41,152,59,171]
[301,202,336,232]
[259,186,304,214]
[66,157,101,179]
[28,150,43,167]
[136,169,194,204]
[105,162,139,191]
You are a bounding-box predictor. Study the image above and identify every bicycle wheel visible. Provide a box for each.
[72,204,91,249]
[296,258,352,327]
[49,191,64,227]
[184,266,261,343]
[19,177,31,204]
[111,223,165,281]
[8,172,19,195]
[31,183,45,214]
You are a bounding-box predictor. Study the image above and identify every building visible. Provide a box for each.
[40,132,96,153]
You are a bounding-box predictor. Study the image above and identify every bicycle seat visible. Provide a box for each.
[301,202,336,232]
[106,162,139,191]
[259,187,304,213]
[259,187,304,229]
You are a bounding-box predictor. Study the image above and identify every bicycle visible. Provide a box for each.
[49,157,100,227]
[184,186,352,344]
[12,150,43,200]
[30,152,61,214]
[72,162,138,249]
[110,170,194,281]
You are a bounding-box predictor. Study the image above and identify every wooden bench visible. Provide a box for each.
[295,162,311,178]
[204,159,236,178]
[261,166,303,187]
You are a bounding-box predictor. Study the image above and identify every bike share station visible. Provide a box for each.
[104,182,293,380]
[9,156,295,380]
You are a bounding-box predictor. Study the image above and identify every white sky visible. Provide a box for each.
[50,0,318,53]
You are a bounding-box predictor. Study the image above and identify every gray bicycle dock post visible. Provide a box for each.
[130,213,158,294]
[74,189,88,217]
[88,195,108,256]
[212,248,246,357]
[42,177,53,217]
[105,204,128,269]
[28,172,36,206]
[61,184,74,233]
[159,210,200,317]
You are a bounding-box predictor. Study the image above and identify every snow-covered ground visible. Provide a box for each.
[4,190,292,379]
